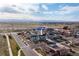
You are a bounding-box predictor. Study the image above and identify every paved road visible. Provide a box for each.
[18,49,21,56]
[5,33,13,56]
[11,32,38,56]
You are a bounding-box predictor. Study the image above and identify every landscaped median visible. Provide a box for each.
[8,34,25,56]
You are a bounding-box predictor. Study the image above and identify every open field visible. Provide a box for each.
[0,35,9,56]
[0,22,78,32]
[9,35,24,56]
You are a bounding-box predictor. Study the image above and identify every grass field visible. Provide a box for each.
[9,35,24,56]
[0,35,9,56]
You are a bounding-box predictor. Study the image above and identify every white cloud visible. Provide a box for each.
[0,0,31,5]
[0,0,21,6]
[42,4,48,10]
[0,13,47,21]
[18,4,39,13]
[57,6,79,15]
[61,6,79,11]
[0,3,40,14]
[0,3,41,20]
[42,11,53,14]
[45,14,77,21]
[0,13,31,19]
[0,2,79,22]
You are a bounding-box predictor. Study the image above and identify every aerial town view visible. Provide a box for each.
[0,2,79,56]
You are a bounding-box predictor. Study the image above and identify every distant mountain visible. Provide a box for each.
[0,19,33,22]
[0,19,79,23]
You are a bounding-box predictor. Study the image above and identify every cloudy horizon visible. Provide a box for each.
[0,0,79,22]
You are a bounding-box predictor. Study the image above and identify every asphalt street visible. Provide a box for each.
[11,32,38,56]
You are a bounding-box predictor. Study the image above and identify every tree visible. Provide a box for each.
[63,26,69,30]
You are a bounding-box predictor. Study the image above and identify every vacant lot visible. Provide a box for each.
[0,35,9,56]
[9,35,24,56]
[9,35,20,56]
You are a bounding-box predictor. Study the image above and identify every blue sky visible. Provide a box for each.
[0,2,79,22]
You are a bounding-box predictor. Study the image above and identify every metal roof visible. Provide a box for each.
[33,27,46,30]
